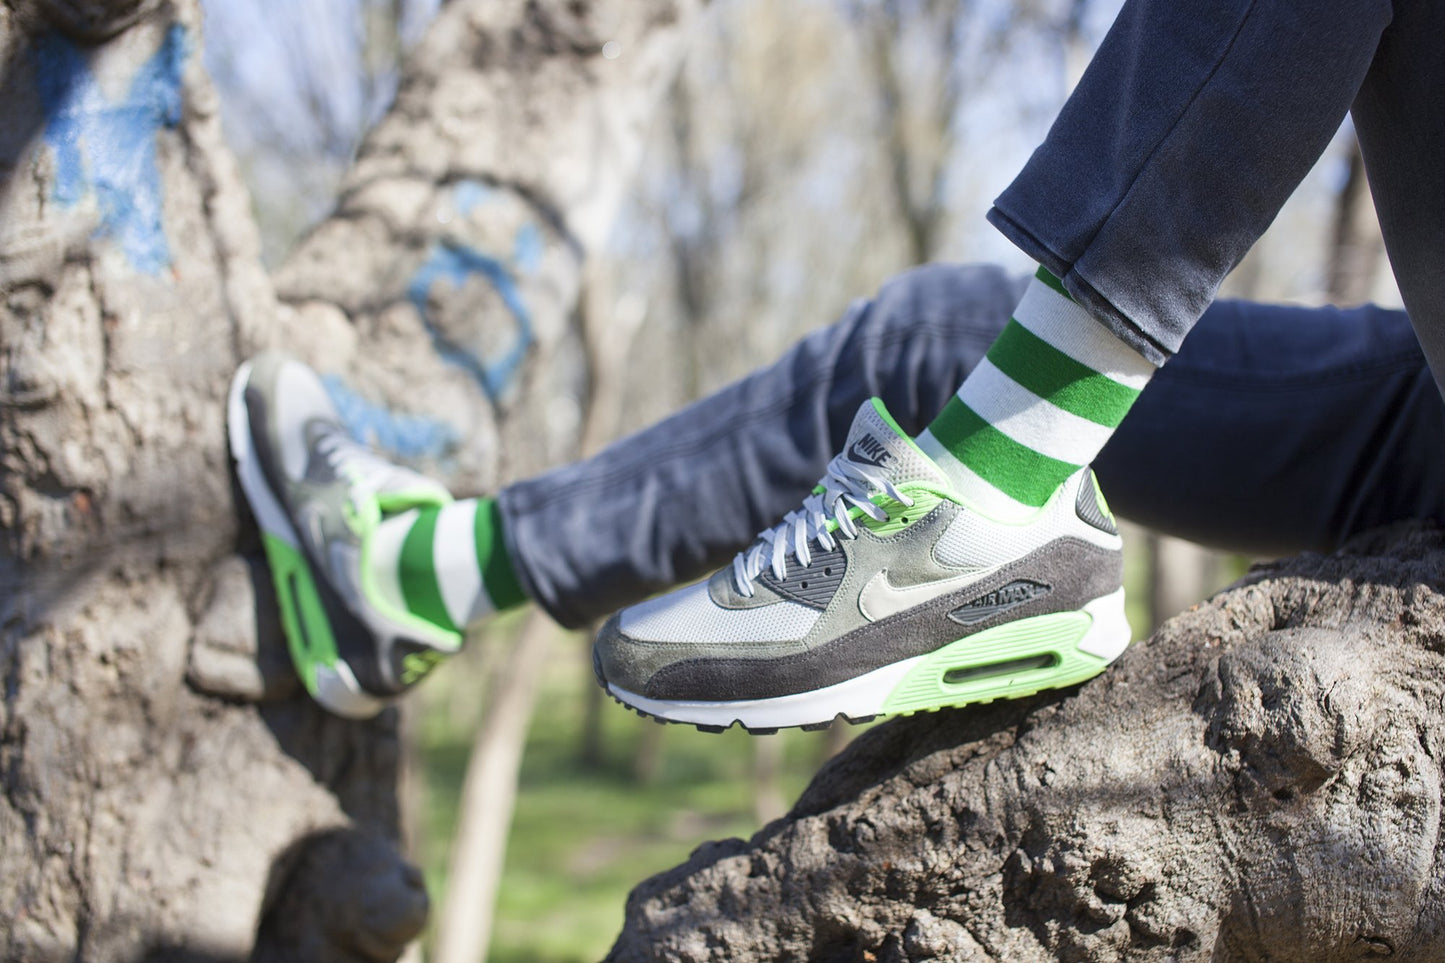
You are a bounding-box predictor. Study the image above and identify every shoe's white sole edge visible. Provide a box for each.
[228,360,386,720]
[315,663,387,719]
[609,589,1130,730]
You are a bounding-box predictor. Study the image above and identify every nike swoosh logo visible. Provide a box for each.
[858,567,988,623]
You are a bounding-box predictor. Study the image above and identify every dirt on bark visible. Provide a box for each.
[609,523,1445,962]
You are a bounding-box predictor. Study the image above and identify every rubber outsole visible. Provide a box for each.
[592,589,1130,733]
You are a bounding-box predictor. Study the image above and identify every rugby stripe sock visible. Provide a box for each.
[367,497,527,635]
[917,266,1157,520]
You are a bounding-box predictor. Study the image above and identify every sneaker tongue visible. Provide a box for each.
[308,428,451,516]
[372,465,452,513]
[841,398,947,490]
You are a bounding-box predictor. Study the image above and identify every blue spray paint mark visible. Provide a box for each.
[453,180,494,217]
[407,241,535,401]
[512,223,543,275]
[322,375,458,462]
[33,25,187,275]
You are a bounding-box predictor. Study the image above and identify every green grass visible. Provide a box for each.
[1122,531,1153,640]
[413,628,832,963]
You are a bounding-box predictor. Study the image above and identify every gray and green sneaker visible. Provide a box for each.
[228,352,458,718]
[593,398,1131,732]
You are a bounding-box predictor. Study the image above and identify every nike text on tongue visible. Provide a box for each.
[847,434,894,469]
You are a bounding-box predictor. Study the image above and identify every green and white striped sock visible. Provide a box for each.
[917,266,1157,520]
[366,497,527,638]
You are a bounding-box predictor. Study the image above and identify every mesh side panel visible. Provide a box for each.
[933,511,1066,571]
[619,581,819,644]
[934,470,1109,570]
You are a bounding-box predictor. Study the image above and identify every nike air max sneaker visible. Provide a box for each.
[593,397,1131,732]
[228,352,458,718]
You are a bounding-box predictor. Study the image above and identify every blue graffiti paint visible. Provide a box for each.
[407,241,535,401]
[322,375,458,462]
[512,223,543,275]
[453,180,494,217]
[32,25,187,275]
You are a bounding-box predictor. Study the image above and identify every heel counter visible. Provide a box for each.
[1075,468,1117,536]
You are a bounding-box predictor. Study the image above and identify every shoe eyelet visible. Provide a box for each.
[800,581,809,590]
[823,567,832,576]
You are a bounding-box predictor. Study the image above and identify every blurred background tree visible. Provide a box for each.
[195,0,1398,960]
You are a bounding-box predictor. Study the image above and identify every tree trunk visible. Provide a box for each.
[0,0,699,958]
[1144,528,1221,635]
[432,613,557,963]
[607,522,1445,961]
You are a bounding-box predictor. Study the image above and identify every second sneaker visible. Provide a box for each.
[229,352,461,718]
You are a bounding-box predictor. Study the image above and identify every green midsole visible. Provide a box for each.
[260,532,338,697]
[881,609,1114,714]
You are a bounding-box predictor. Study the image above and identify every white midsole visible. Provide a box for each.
[227,361,385,719]
[609,588,1130,729]
[315,663,387,719]
[1077,586,1131,661]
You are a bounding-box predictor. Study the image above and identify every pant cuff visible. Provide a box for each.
[494,484,589,630]
[987,206,1174,367]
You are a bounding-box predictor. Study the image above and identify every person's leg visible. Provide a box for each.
[1349,0,1445,400]
[505,266,1444,629]
[501,263,1024,627]
[841,1,1397,532]
[1099,299,1445,555]
[989,0,1393,363]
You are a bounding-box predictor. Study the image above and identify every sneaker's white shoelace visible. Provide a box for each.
[732,453,914,597]
[315,426,401,511]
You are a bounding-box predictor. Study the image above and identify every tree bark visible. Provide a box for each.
[0,0,699,958]
[608,523,1445,961]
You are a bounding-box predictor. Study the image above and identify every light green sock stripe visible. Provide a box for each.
[476,498,526,611]
[398,507,460,633]
[985,321,1140,428]
[928,398,1081,507]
